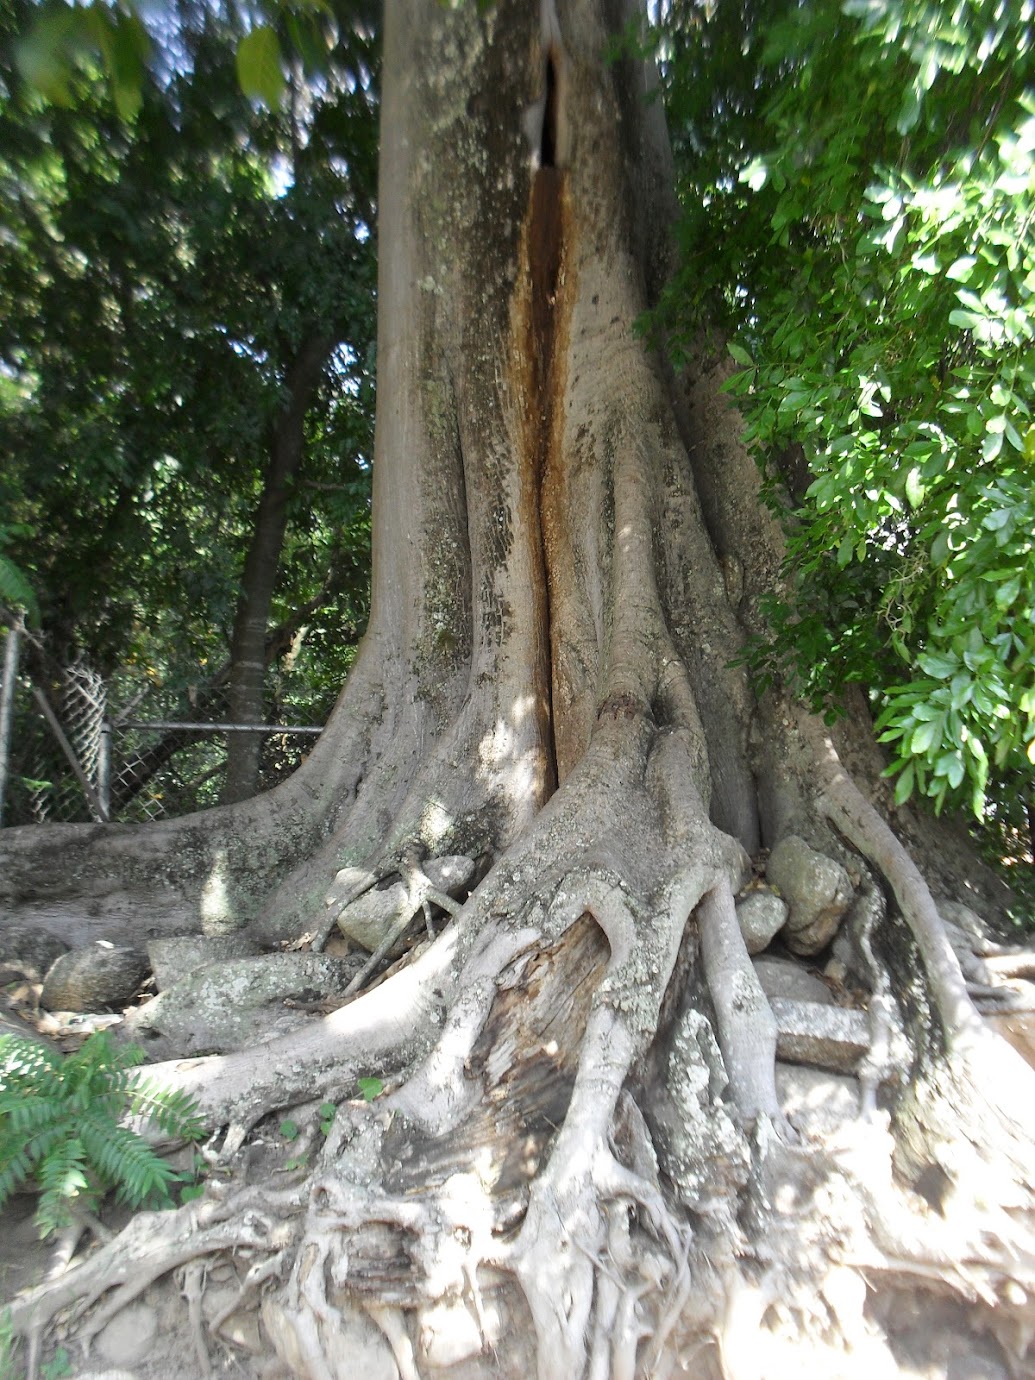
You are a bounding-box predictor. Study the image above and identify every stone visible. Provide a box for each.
[0,923,68,982]
[736,889,788,954]
[337,853,477,951]
[753,955,833,1004]
[132,952,366,1055]
[95,1302,157,1367]
[421,1296,502,1367]
[775,1062,859,1136]
[263,1298,398,1380]
[770,997,870,1075]
[767,835,854,955]
[40,944,149,1013]
[147,934,261,991]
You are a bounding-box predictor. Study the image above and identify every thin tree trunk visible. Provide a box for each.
[221,333,333,804]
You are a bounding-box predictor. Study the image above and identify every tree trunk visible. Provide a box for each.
[221,333,334,806]
[3,0,1035,1376]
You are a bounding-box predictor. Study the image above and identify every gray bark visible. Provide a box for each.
[2,0,1035,1377]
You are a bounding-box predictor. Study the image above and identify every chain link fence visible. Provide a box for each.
[0,621,324,828]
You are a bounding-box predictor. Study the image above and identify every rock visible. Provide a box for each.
[776,1062,859,1136]
[424,854,477,895]
[753,955,833,1004]
[95,1302,157,1367]
[770,997,869,1075]
[133,952,365,1055]
[767,835,854,955]
[0,923,69,982]
[421,1295,503,1367]
[736,889,788,955]
[263,1297,398,1380]
[147,934,261,991]
[40,944,149,1013]
[337,854,477,951]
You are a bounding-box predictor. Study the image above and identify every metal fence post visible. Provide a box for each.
[0,623,21,828]
[97,718,112,821]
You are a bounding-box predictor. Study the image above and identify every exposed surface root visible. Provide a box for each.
[6,717,1035,1380]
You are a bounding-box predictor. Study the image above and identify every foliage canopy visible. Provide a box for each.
[658,0,1035,869]
[0,0,378,807]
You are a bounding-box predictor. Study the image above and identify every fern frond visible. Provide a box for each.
[0,1146,35,1205]
[0,1092,67,1135]
[127,1078,205,1141]
[0,1116,68,1202]
[80,1116,177,1207]
[0,1036,64,1095]
[0,1030,200,1227]
[34,1137,92,1236]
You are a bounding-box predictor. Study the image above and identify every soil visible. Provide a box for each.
[5,959,1034,1379]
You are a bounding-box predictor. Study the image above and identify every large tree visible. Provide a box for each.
[4,0,1035,1376]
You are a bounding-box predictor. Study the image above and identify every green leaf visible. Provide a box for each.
[107,13,150,122]
[235,27,285,108]
[13,9,78,107]
[728,341,753,367]
[894,761,915,805]
[917,651,957,679]
[279,1119,299,1141]
[946,256,977,283]
[904,467,925,508]
[0,555,40,624]
[982,430,1004,462]
[910,720,939,755]
[995,576,1021,609]
[357,1077,383,1102]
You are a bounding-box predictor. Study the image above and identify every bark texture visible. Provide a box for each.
[3,0,1035,1377]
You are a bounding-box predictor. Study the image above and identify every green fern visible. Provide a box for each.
[0,1031,203,1236]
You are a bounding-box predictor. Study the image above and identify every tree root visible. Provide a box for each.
[8,1186,304,1343]
[7,716,1035,1380]
[697,880,787,1132]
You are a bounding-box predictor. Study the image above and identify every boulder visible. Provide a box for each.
[767,835,853,955]
[770,997,869,1075]
[753,954,833,1005]
[40,943,149,1013]
[736,889,788,955]
[147,934,261,991]
[131,952,365,1055]
[336,854,476,951]
[95,1303,157,1368]
[775,1062,859,1136]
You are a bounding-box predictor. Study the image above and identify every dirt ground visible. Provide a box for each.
[4,971,1033,1379]
[0,1188,283,1380]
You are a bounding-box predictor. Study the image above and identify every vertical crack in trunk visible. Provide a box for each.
[521,46,571,794]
